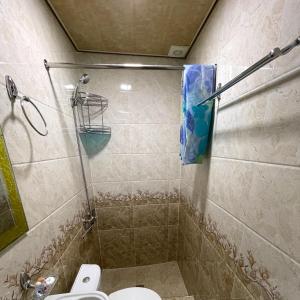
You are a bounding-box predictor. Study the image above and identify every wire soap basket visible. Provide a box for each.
[76,91,111,134]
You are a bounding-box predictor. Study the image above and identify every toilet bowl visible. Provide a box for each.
[110,287,160,300]
[71,264,162,300]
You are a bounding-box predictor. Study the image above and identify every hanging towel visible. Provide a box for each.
[180,64,216,164]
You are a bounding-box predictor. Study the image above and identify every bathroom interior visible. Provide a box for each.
[0,0,299,300]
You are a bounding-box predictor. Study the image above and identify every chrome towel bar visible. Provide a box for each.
[198,36,300,105]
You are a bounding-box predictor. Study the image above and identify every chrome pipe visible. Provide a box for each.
[43,36,299,104]
[198,36,300,105]
[44,59,184,70]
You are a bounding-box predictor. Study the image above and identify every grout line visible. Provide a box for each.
[94,211,103,267]
[92,179,179,184]
[207,198,300,267]
[88,123,180,126]
[59,225,84,276]
[217,64,300,110]
[12,153,80,166]
[90,152,180,157]
[59,229,81,288]
[27,187,85,233]
[211,155,300,169]
[99,225,169,232]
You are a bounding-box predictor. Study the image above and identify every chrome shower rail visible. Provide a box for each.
[44,36,300,103]
[44,60,184,70]
[198,36,300,106]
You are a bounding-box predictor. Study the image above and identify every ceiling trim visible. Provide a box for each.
[45,0,216,59]
[45,0,80,51]
[71,48,186,59]
[185,0,218,58]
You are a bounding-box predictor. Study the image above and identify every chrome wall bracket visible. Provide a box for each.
[5,75,18,103]
[44,59,49,71]
[82,208,96,230]
[217,83,222,102]
[4,75,48,136]
[82,208,96,239]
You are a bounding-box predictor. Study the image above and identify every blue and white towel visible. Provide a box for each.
[180,64,216,164]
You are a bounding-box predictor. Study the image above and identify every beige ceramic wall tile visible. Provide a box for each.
[207,157,254,220]
[131,180,169,204]
[134,226,168,265]
[181,2,300,299]
[169,179,181,202]
[130,154,169,181]
[128,92,181,125]
[0,84,78,164]
[0,188,85,298]
[208,157,300,263]
[168,225,179,261]
[98,124,131,154]
[168,203,179,225]
[0,50,77,119]
[188,0,299,99]
[133,204,168,227]
[100,228,135,268]
[13,156,84,228]
[60,230,84,290]
[0,0,93,299]
[90,153,131,183]
[212,74,300,165]
[59,224,101,289]
[131,70,181,95]
[238,225,300,300]
[98,206,132,230]
[230,275,255,300]
[130,124,170,154]
[93,181,132,207]
[202,199,244,267]
[102,91,133,125]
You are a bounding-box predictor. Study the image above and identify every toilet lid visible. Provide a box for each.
[109,287,161,300]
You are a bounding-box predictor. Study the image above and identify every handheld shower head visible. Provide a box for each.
[72,73,90,107]
[79,73,90,84]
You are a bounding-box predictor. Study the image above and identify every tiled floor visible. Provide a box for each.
[101,261,189,298]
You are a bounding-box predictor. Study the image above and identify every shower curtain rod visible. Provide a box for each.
[44,36,299,102]
[198,36,300,106]
[43,60,184,70]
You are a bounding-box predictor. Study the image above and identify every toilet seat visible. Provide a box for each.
[109,287,161,300]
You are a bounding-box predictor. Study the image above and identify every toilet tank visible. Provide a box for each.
[70,264,101,293]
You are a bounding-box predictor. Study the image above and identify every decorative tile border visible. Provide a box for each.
[180,196,281,300]
[94,188,180,207]
[94,192,131,207]
[0,208,85,300]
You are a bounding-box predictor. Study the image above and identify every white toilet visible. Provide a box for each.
[70,264,161,300]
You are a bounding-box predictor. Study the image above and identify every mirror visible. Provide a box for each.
[0,128,28,251]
